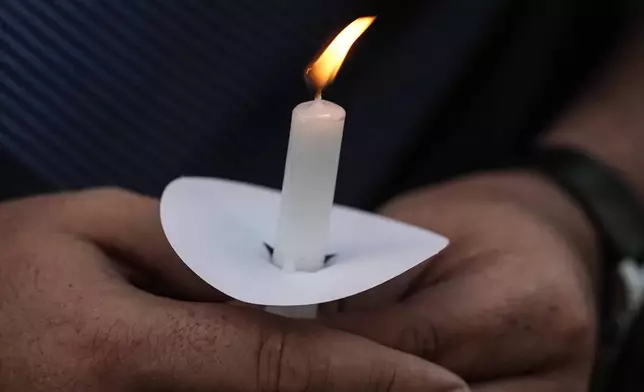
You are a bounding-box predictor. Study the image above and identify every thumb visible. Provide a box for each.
[58,187,226,302]
[125,300,470,392]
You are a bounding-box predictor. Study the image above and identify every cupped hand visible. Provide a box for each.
[0,188,467,391]
[324,172,599,392]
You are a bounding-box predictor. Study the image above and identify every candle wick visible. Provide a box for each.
[315,90,322,100]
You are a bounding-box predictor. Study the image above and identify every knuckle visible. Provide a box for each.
[557,303,595,350]
[368,364,398,392]
[256,329,331,392]
[395,312,438,360]
[542,286,595,348]
[256,330,288,391]
[529,290,595,364]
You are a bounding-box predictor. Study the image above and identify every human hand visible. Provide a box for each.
[324,172,598,391]
[0,189,468,391]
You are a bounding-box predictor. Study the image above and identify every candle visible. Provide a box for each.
[272,99,345,272]
[273,16,376,273]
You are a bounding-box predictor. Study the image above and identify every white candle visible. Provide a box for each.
[267,16,376,319]
[273,99,346,272]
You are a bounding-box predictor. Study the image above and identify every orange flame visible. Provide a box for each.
[306,16,376,99]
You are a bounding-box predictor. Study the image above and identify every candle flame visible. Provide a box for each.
[306,16,376,98]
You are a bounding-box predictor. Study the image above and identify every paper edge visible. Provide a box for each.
[160,177,451,306]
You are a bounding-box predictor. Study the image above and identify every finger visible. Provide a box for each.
[318,262,427,316]
[337,263,426,311]
[58,188,226,302]
[121,300,469,392]
[323,248,594,382]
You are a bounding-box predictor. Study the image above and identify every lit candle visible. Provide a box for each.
[273,16,376,273]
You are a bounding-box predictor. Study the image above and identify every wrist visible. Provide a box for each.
[544,109,644,201]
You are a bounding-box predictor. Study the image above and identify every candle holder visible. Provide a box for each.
[160,177,449,316]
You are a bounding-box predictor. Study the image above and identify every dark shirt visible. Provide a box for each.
[0,0,633,207]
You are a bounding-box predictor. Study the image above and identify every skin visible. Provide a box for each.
[0,189,467,391]
[323,171,598,392]
[2,13,644,392]
[321,19,644,391]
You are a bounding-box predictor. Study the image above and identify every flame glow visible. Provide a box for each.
[306,16,376,98]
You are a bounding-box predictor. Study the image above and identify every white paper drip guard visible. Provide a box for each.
[160,177,449,306]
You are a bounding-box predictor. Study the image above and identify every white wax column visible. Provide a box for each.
[273,99,346,272]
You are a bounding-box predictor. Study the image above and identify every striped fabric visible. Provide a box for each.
[1,0,372,195]
[0,0,625,207]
